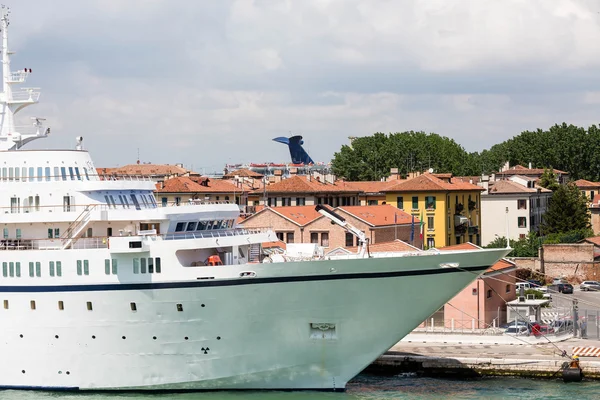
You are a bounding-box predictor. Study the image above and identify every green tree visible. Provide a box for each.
[541,182,591,234]
[538,168,560,191]
[484,233,540,257]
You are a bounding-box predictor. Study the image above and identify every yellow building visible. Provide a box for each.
[383,173,483,248]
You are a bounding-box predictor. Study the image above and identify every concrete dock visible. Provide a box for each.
[371,333,600,379]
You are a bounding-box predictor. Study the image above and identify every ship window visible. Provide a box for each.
[177,304,183,312]
[186,222,197,231]
[104,195,111,208]
[28,167,34,182]
[140,195,148,208]
[105,259,110,275]
[49,261,55,277]
[175,223,185,232]
[74,167,81,180]
[45,167,51,181]
[197,221,208,231]
[8,167,13,181]
[68,167,75,180]
[128,241,142,248]
[14,167,19,182]
[3,300,7,309]
[54,167,60,181]
[60,167,67,181]
[123,196,130,208]
[130,302,137,311]
[83,167,89,180]
[58,301,64,310]
[29,262,34,277]
[212,220,221,230]
[2,262,6,277]
[15,262,20,278]
[118,195,125,207]
[56,261,62,277]
[109,195,117,208]
[30,300,36,310]
[87,301,93,311]
[35,262,41,277]
[155,257,161,273]
[84,260,89,275]
[77,260,82,275]
[22,167,27,182]
[133,258,139,274]
[9,262,14,277]
[111,259,118,274]
[148,258,154,273]
[140,258,147,274]
[206,221,214,231]
[130,194,141,210]
[37,167,43,182]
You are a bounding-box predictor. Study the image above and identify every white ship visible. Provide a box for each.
[0,8,510,392]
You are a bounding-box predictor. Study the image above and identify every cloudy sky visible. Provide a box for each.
[9,0,600,172]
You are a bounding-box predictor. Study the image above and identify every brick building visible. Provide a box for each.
[239,204,423,250]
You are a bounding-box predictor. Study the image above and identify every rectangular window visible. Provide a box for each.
[175,222,185,232]
[425,196,436,210]
[161,197,168,207]
[310,232,318,244]
[111,259,118,274]
[30,300,36,310]
[130,194,141,210]
[148,258,154,274]
[77,260,82,276]
[412,196,418,210]
[131,302,137,311]
[15,262,21,278]
[9,262,14,277]
[427,216,434,230]
[286,232,294,243]
[506,284,511,293]
[177,303,184,312]
[296,197,306,206]
[427,237,435,248]
[84,260,89,275]
[87,301,93,311]
[58,301,64,310]
[155,257,161,273]
[140,258,147,274]
[35,262,41,277]
[29,262,34,277]
[487,289,492,299]
[56,261,62,277]
[74,167,81,180]
[276,232,283,241]
[104,259,110,275]
[54,166,60,181]
[45,167,51,181]
[68,166,75,180]
[517,199,527,210]
[60,166,67,181]
[397,197,403,209]
[518,217,527,228]
[3,300,7,309]
[133,258,140,274]
[37,167,43,182]
[186,222,197,231]
[321,232,329,247]
[49,261,55,277]
[345,232,354,247]
[2,262,7,277]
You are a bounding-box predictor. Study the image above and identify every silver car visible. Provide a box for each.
[580,281,600,291]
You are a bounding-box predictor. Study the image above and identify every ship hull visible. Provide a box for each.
[0,249,507,391]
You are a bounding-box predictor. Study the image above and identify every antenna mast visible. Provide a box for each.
[0,6,48,150]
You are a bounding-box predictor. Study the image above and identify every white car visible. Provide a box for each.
[580,281,600,291]
[504,325,529,336]
[537,286,552,299]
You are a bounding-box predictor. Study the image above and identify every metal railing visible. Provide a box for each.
[0,237,108,251]
[160,227,269,241]
[11,90,40,102]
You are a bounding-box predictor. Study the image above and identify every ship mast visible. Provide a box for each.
[0,5,48,151]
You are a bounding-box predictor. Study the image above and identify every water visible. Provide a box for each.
[1,375,599,400]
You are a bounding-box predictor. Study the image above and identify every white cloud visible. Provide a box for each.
[10,0,600,172]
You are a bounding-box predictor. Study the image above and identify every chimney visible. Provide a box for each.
[528,162,532,169]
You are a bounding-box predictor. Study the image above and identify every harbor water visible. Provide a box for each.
[2,375,600,400]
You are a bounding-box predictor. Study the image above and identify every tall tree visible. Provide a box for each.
[538,168,560,191]
[541,182,591,235]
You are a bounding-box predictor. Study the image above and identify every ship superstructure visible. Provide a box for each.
[0,8,510,391]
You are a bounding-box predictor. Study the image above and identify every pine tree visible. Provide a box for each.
[541,182,591,234]
[538,168,560,191]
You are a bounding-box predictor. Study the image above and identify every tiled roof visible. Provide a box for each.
[574,179,600,188]
[223,168,264,179]
[345,240,421,253]
[583,236,600,247]
[487,180,551,194]
[255,175,360,194]
[156,176,239,193]
[384,173,483,193]
[501,165,567,175]
[337,205,418,226]
[270,206,323,226]
[345,181,398,194]
[99,164,189,176]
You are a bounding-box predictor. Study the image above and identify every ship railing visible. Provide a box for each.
[160,227,269,241]
[158,199,235,207]
[0,237,108,251]
[11,89,41,103]
[0,202,157,214]
[13,124,42,135]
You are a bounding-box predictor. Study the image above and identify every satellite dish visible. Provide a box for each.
[428,168,434,173]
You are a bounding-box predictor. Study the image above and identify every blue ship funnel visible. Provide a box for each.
[272,135,314,165]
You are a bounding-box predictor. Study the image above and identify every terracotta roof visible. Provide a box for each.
[337,205,417,226]
[345,181,398,193]
[501,165,567,175]
[255,175,360,194]
[384,173,483,193]
[437,242,515,273]
[240,205,323,227]
[99,164,189,176]
[574,179,600,188]
[156,176,239,193]
[346,240,421,253]
[583,236,600,247]
[263,241,286,250]
[487,180,551,194]
[223,168,264,179]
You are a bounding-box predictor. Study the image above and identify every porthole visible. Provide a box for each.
[55,335,59,339]
[122,336,126,340]
[201,304,205,307]
[19,334,23,338]
[130,302,137,311]
[21,370,25,374]
[217,336,221,340]
[176,304,183,312]
[92,335,96,339]
[66,371,70,375]
[153,336,157,340]
[184,336,189,340]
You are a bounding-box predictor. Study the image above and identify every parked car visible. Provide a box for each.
[528,279,543,288]
[580,281,600,291]
[504,325,530,336]
[539,325,555,335]
[515,282,532,293]
[500,320,530,329]
[561,283,574,294]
